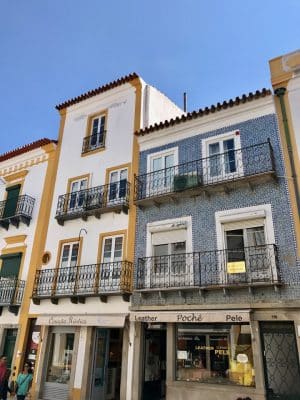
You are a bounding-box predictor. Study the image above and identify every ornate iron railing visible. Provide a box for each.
[0,195,35,220]
[136,244,279,290]
[55,180,130,221]
[82,131,106,154]
[134,141,275,201]
[0,277,25,306]
[33,261,133,298]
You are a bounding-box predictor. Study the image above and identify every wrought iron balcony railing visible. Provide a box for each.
[136,245,279,290]
[0,195,35,229]
[0,277,25,314]
[32,261,133,303]
[82,131,106,154]
[134,141,276,202]
[55,180,130,224]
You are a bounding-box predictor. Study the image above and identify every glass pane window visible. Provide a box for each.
[223,138,236,174]
[208,137,237,178]
[176,324,255,387]
[46,332,74,384]
[69,179,88,209]
[226,229,245,263]
[246,226,265,247]
[102,236,123,263]
[60,243,79,268]
[109,169,128,201]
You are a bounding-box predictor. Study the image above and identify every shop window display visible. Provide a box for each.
[176,324,254,386]
[46,333,74,384]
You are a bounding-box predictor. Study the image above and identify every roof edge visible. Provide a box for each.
[0,138,57,163]
[135,88,272,137]
[55,72,140,111]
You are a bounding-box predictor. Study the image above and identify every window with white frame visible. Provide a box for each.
[147,148,178,195]
[90,114,106,148]
[68,177,88,210]
[57,241,80,293]
[108,169,128,203]
[59,242,79,268]
[101,235,124,290]
[215,205,276,283]
[203,132,242,182]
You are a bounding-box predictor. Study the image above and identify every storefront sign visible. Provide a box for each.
[227,261,246,274]
[36,314,127,327]
[130,310,250,323]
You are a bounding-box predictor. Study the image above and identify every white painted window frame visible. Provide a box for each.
[215,204,277,283]
[202,131,243,183]
[145,216,192,287]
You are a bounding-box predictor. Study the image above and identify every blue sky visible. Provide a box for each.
[1,0,300,153]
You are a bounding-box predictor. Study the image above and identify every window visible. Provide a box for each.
[203,132,242,182]
[68,177,88,211]
[147,148,178,196]
[216,205,277,283]
[83,112,107,154]
[176,323,255,387]
[100,235,124,291]
[59,242,79,268]
[0,253,22,278]
[108,169,128,203]
[2,185,21,219]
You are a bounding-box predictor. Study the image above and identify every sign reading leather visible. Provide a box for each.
[130,310,250,323]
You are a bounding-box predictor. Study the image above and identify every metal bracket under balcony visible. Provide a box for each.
[135,245,281,294]
[0,195,35,229]
[32,261,133,303]
[134,141,277,207]
[55,181,130,225]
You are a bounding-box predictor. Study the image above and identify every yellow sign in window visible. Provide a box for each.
[227,261,246,274]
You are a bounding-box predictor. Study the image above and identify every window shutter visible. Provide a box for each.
[3,185,21,218]
[152,229,187,246]
[222,218,265,231]
[0,253,22,277]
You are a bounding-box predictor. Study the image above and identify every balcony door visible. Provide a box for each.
[108,169,128,204]
[223,220,274,283]
[100,236,123,291]
[148,151,175,196]
[90,115,106,149]
[56,242,79,295]
[69,178,88,211]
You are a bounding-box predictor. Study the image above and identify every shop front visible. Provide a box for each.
[35,314,128,400]
[130,310,300,400]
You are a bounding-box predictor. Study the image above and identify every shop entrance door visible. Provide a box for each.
[260,321,300,400]
[2,328,17,369]
[142,326,166,400]
[91,328,123,400]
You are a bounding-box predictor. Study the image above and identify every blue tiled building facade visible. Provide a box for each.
[130,98,300,400]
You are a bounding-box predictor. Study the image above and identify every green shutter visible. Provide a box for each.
[0,253,22,277]
[3,185,21,218]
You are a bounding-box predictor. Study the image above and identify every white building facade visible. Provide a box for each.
[30,73,182,400]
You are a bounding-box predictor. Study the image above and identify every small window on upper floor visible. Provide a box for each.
[82,111,107,155]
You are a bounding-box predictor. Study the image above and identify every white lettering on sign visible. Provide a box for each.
[177,313,203,322]
[49,316,87,325]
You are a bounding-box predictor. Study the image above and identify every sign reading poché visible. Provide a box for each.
[130,310,250,323]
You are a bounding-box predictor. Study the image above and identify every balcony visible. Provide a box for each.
[134,141,276,206]
[0,277,25,315]
[55,180,130,225]
[135,245,280,293]
[0,195,35,230]
[82,131,106,154]
[32,261,133,304]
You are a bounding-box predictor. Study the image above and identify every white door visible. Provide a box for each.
[100,236,123,291]
[90,115,105,148]
[68,178,88,211]
[108,169,128,204]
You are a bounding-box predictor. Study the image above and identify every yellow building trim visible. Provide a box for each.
[97,230,128,262]
[105,163,131,186]
[66,173,90,194]
[85,108,108,137]
[4,170,28,182]
[126,78,142,263]
[41,142,57,154]
[12,111,63,382]
[71,388,81,400]
[4,235,27,245]
[81,146,106,158]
